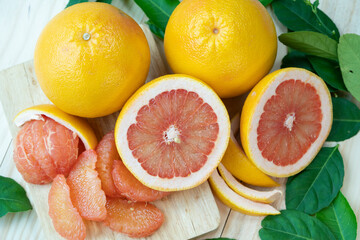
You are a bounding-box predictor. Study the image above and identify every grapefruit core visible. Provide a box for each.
[115,75,230,191]
[241,68,332,177]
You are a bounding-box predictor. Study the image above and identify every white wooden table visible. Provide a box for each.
[0,0,359,239]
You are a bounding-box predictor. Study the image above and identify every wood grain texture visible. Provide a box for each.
[1,0,360,239]
[0,26,220,240]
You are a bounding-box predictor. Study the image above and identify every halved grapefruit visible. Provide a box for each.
[240,68,332,177]
[115,74,230,191]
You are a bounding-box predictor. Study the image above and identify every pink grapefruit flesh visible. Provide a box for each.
[112,160,170,202]
[104,198,164,238]
[257,79,322,166]
[127,89,219,178]
[95,131,122,198]
[67,149,107,221]
[48,174,86,240]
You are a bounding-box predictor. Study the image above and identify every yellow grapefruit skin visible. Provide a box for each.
[240,68,332,177]
[34,2,150,118]
[115,74,230,191]
[164,0,277,98]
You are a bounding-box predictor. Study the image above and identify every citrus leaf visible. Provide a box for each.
[66,0,88,8]
[259,0,273,7]
[338,34,360,102]
[307,56,347,91]
[272,0,339,41]
[279,31,338,61]
[286,146,344,215]
[259,210,336,240]
[134,0,180,31]
[96,0,112,3]
[281,50,315,72]
[327,97,360,141]
[0,176,32,217]
[147,20,165,39]
[316,192,357,240]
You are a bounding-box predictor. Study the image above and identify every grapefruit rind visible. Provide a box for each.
[13,104,98,149]
[218,163,281,204]
[221,114,279,187]
[240,68,332,177]
[115,74,230,191]
[208,168,280,216]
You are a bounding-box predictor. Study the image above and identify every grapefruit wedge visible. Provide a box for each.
[115,74,230,191]
[241,68,332,177]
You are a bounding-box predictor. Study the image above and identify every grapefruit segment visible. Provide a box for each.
[95,131,122,198]
[112,160,170,202]
[115,74,230,191]
[104,198,164,238]
[67,149,107,221]
[13,121,52,184]
[240,68,332,177]
[48,175,86,240]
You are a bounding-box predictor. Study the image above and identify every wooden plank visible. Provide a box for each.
[0,26,220,240]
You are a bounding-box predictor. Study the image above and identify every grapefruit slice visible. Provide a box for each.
[221,114,279,187]
[104,198,164,238]
[95,131,122,198]
[112,159,170,202]
[67,149,107,221]
[48,175,86,240]
[115,74,230,191]
[218,163,281,204]
[209,168,280,216]
[241,68,332,177]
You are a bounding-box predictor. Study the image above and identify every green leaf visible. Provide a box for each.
[147,20,165,39]
[134,0,180,31]
[338,34,360,102]
[286,146,344,215]
[281,50,315,72]
[96,0,112,3]
[327,97,360,141]
[66,0,88,8]
[307,56,347,91]
[259,210,336,240]
[279,31,338,61]
[259,0,273,7]
[272,0,340,41]
[0,176,32,217]
[316,192,357,240]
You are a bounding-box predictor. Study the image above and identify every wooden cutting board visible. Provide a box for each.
[0,26,220,240]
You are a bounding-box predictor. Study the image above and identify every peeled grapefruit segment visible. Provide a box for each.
[104,198,164,238]
[218,163,281,204]
[115,74,230,191]
[95,131,122,198]
[112,160,170,202]
[221,114,279,187]
[209,169,279,216]
[67,149,107,221]
[240,68,332,177]
[48,175,86,240]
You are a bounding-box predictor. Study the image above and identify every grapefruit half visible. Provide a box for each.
[240,68,332,177]
[115,74,230,191]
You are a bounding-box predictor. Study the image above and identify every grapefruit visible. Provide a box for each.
[95,131,122,198]
[240,68,332,177]
[112,160,170,202]
[115,74,230,191]
[34,2,150,118]
[104,198,164,238]
[67,149,106,221]
[221,114,279,187]
[48,175,86,240]
[13,104,97,184]
[164,0,277,98]
[209,169,280,216]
